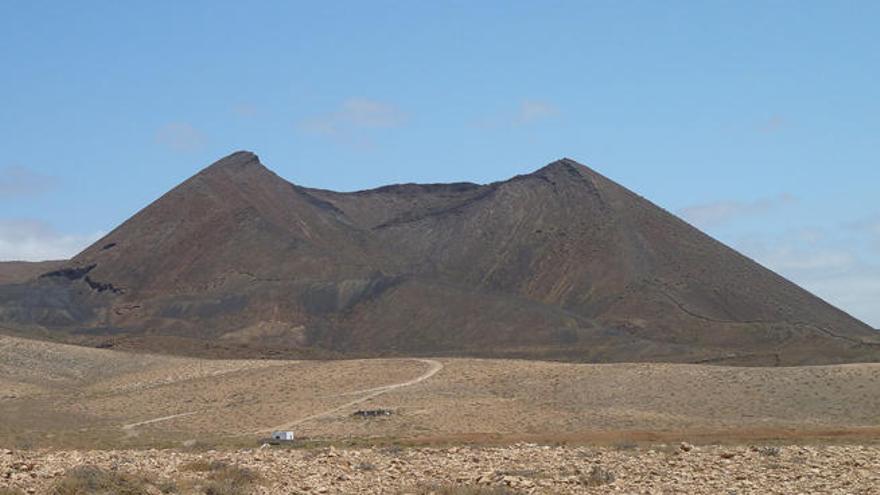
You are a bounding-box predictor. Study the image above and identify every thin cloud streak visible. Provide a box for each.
[472,99,561,129]
[757,114,787,134]
[846,215,880,252]
[232,103,259,118]
[734,230,880,327]
[297,98,407,150]
[678,194,797,228]
[155,122,208,152]
[0,166,57,199]
[0,219,103,261]
[516,100,560,125]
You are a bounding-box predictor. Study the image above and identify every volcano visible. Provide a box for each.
[1,151,877,365]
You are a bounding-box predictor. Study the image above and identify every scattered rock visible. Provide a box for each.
[757,446,781,457]
[0,444,877,494]
[582,465,616,486]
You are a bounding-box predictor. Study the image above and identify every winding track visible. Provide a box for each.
[122,411,198,430]
[118,358,444,434]
[259,358,443,433]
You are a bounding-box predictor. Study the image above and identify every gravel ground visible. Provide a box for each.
[2,443,879,494]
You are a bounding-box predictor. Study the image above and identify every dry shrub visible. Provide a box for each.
[757,446,781,457]
[380,445,404,457]
[180,459,228,472]
[405,485,520,495]
[157,479,180,494]
[496,469,542,478]
[0,488,26,495]
[202,464,261,495]
[301,447,330,461]
[580,465,615,487]
[49,465,152,495]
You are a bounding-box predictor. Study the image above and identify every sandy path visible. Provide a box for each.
[121,411,198,430]
[118,359,443,434]
[260,359,443,433]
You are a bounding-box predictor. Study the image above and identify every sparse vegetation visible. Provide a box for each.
[404,485,520,495]
[49,465,152,495]
[757,446,782,457]
[495,469,542,478]
[180,459,229,473]
[3,334,880,451]
[174,459,260,495]
[202,464,261,495]
[613,441,638,451]
[580,465,615,487]
[380,445,405,457]
[4,444,879,494]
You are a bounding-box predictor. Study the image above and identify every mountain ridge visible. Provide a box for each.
[1,151,876,365]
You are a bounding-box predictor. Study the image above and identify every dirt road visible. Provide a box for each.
[261,358,443,433]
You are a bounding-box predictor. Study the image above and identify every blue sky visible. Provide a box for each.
[1,1,878,326]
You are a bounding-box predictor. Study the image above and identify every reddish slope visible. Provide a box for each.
[0,152,876,364]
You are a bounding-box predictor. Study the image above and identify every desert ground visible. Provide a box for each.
[3,443,879,494]
[1,334,879,493]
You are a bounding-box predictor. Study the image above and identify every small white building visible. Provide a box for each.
[271,430,294,441]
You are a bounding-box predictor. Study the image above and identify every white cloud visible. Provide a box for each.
[515,100,560,125]
[798,271,880,329]
[299,98,407,135]
[733,231,880,327]
[0,166,57,199]
[155,122,208,152]
[297,98,407,150]
[846,216,880,252]
[473,100,561,129]
[678,194,797,228]
[757,114,787,134]
[232,103,258,118]
[337,98,407,128]
[0,220,103,261]
[746,245,855,272]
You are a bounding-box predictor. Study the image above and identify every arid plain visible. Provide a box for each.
[2,334,879,450]
[3,334,880,493]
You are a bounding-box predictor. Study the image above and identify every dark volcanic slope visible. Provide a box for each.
[1,151,877,364]
[0,261,64,284]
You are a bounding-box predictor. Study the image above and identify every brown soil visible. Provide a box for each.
[2,444,879,494]
[2,152,877,365]
[1,336,878,451]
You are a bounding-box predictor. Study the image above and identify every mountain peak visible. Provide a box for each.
[19,151,875,366]
[199,150,263,175]
[537,157,585,173]
[525,158,594,183]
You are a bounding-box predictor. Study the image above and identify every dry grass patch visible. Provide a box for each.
[404,485,521,495]
[180,459,229,473]
[178,460,261,495]
[580,465,615,487]
[202,464,261,495]
[49,465,157,495]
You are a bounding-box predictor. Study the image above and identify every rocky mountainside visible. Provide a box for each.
[1,151,877,364]
[0,261,63,284]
